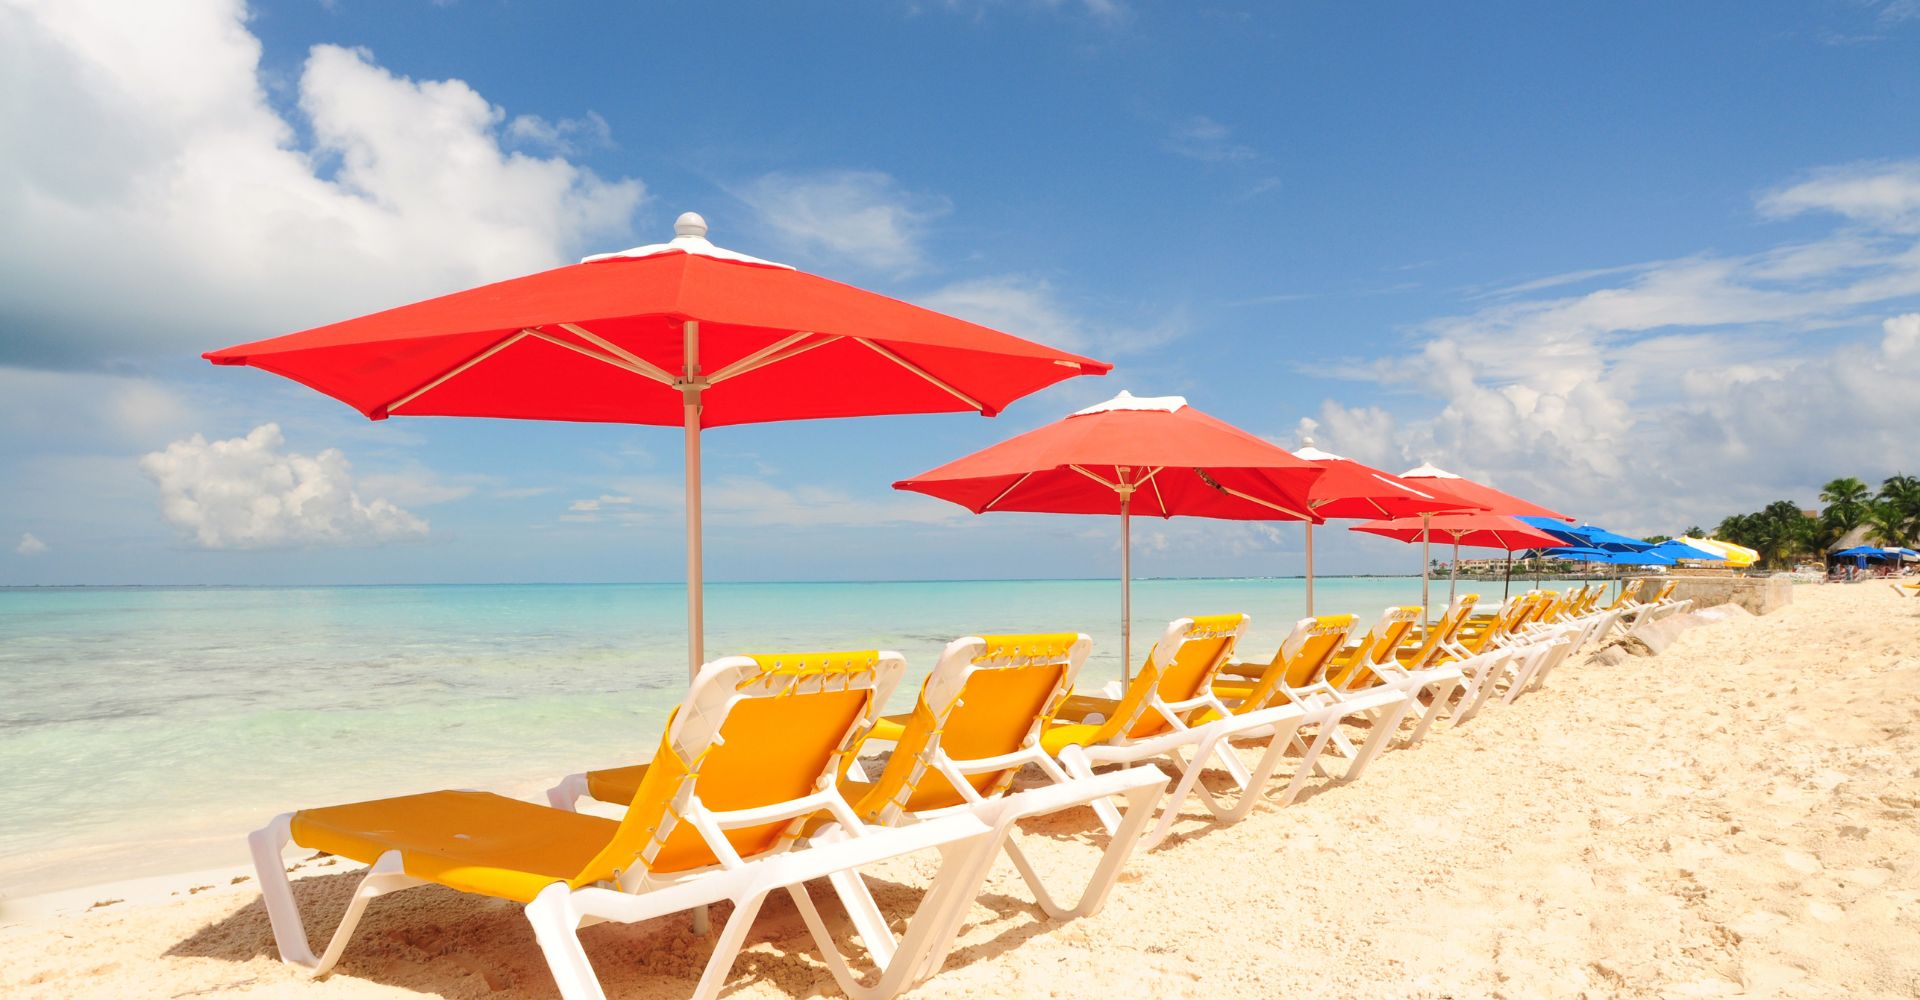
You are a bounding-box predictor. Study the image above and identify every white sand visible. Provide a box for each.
[3,583,1916,998]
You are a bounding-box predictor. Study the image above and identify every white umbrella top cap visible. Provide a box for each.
[580,211,796,269]
[1292,436,1346,462]
[1401,462,1461,479]
[1071,389,1187,416]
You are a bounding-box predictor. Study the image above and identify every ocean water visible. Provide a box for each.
[0,575,1582,900]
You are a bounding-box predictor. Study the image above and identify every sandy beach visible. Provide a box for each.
[0,582,1913,998]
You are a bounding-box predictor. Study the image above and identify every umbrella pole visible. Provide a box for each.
[682,322,709,939]
[682,320,705,681]
[1420,513,1431,622]
[1503,551,1512,600]
[1449,538,1460,605]
[1120,493,1133,688]
[1304,520,1315,616]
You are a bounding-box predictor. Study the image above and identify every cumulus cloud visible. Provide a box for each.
[16,532,48,556]
[1884,312,1920,359]
[0,0,644,368]
[733,170,949,273]
[140,424,428,549]
[1298,157,1920,535]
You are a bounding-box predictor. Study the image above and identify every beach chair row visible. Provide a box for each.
[248,584,1681,999]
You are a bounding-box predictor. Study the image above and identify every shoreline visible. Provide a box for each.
[5,583,1914,998]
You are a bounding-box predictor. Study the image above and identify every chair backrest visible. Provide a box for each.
[577,650,905,884]
[857,632,1089,821]
[1088,614,1247,744]
[1605,583,1639,610]
[1328,605,1421,690]
[1576,586,1600,614]
[1236,614,1355,710]
[1459,594,1528,654]
[1650,580,1677,603]
[1401,592,1476,670]
[1516,590,1559,629]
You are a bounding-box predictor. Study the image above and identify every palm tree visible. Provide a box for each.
[1880,474,1920,531]
[1680,525,1704,539]
[1820,477,1873,532]
[1864,501,1911,549]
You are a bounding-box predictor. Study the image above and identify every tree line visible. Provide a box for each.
[1708,476,1920,570]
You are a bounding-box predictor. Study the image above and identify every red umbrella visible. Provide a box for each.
[1353,513,1565,550]
[1394,463,1571,614]
[1292,442,1478,614]
[1352,512,1566,616]
[894,391,1324,680]
[1397,463,1569,521]
[207,213,1110,676]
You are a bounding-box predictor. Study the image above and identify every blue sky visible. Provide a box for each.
[4,0,1919,585]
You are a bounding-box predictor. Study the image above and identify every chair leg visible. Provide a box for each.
[1401,674,1462,747]
[1054,744,1124,835]
[809,827,898,968]
[546,772,590,811]
[1341,696,1412,783]
[248,816,417,978]
[690,891,770,1000]
[525,884,608,1000]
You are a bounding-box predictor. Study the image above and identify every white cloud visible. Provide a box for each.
[1883,312,1920,359]
[357,469,478,507]
[923,0,1127,22]
[0,0,644,367]
[733,170,948,273]
[916,275,1185,358]
[1166,115,1257,163]
[16,532,47,556]
[1758,160,1920,231]
[1299,157,1920,535]
[558,476,964,530]
[140,423,428,549]
[505,110,612,156]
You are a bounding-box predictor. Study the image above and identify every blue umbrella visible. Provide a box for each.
[1519,516,1650,551]
[1545,546,1674,566]
[1834,545,1894,560]
[1648,538,1727,562]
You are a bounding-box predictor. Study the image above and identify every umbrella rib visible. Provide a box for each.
[851,338,985,412]
[386,330,537,415]
[707,333,840,385]
[1209,482,1310,521]
[1139,467,1169,517]
[980,471,1034,512]
[528,331,677,383]
[1067,464,1120,490]
[556,324,677,384]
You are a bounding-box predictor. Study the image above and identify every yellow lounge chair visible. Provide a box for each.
[1210,613,1411,804]
[250,650,1164,1000]
[557,633,1166,922]
[1040,614,1310,848]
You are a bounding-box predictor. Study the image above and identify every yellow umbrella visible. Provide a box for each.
[1679,536,1759,567]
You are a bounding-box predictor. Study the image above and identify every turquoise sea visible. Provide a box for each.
[0,575,1582,900]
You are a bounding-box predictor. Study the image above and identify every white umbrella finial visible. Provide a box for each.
[675,212,709,239]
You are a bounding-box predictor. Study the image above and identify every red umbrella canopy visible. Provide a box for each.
[893,391,1324,520]
[1292,443,1480,519]
[204,213,1109,427]
[1398,463,1570,521]
[1352,512,1566,551]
